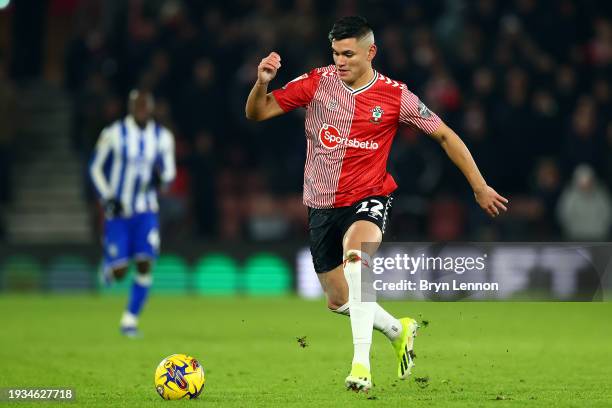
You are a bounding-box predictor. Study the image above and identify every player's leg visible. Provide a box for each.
[341,219,380,390]
[317,264,348,311]
[343,220,404,334]
[120,212,159,337]
[342,195,418,383]
[307,210,373,391]
[308,207,346,308]
[309,201,406,389]
[318,264,404,340]
[102,217,129,284]
[113,266,129,280]
[319,263,404,342]
[120,259,153,334]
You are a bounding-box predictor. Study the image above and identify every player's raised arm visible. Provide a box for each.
[245,52,285,121]
[428,122,509,218]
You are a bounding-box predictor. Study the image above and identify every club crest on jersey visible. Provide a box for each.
[370,106,384,124]
[318,124,379,150]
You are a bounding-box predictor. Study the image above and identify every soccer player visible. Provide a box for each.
[245,16,508,391]
[90,90,176,337]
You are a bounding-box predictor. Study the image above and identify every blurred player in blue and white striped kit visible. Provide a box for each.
[90,90,176,337]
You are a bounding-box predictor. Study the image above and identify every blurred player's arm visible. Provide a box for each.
[90,129,114,200]
[89,128,122,217]
[428,122,508,217]
[151,129,176,192]
[245,52,285,121]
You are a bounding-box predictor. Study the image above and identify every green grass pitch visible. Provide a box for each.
[1,295,611,407]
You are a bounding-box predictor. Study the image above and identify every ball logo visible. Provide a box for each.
[165,361,176,377]
[174,368,188,390]
[318,124,379,150]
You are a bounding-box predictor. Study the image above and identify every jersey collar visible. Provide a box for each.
[125,115,154,133]
[340,70,378,95]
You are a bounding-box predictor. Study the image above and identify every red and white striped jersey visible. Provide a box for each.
[272,65,442,209]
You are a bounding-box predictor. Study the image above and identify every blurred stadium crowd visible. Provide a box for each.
[1,0,612,243]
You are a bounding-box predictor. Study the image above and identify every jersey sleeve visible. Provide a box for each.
[271,69,320,112]
[157,128,176,185]
[89,126,115,200]
[399,88,443,134]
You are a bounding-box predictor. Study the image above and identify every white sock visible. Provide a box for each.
[353,343,371,370]
[135,273,153,286]
[344,250,376,371]
[374,305,402,341]
[332,303,350,316]
[120,311,138,328]
[333,302,402,342]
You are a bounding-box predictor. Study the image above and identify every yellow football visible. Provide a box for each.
[154,354,205,400]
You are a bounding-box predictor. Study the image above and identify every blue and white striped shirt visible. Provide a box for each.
[90,115,176,217]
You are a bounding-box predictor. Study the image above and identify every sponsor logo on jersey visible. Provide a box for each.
[370,106,384,124]
[326,99,339,111]
[319,124,379,150]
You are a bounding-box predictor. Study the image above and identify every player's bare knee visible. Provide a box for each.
[113,266,128,280]
[136,260,152,275]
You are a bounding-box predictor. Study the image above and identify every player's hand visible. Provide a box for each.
[103,198,123,219]
[150,168,162,191]
[474,186,508,218]
[257,52,281,85]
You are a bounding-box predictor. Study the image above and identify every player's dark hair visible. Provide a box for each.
[328,16,373,42]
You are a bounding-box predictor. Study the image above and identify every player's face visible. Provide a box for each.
[130,93,154,125]
[332,38,376,86]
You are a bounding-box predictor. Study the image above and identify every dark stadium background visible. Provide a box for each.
[0,0,611,298]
